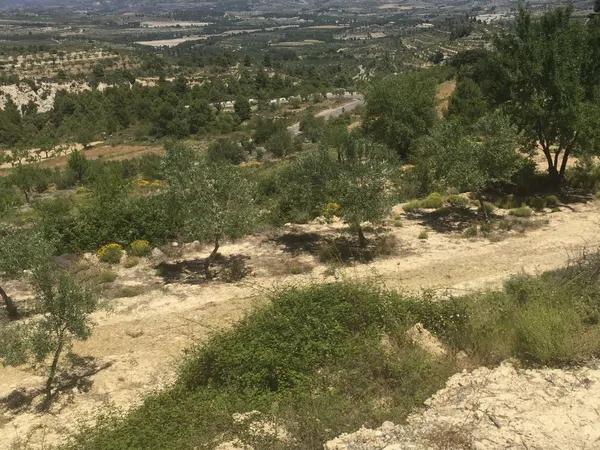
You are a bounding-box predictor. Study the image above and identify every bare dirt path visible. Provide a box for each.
[1,199,599,448]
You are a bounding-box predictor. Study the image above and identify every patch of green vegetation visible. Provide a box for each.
[98,270,117,284]
[65,255,600,448]
[419,192,444,209]
[446,194,469,209]
[418,230,429,240]
[509,206,533,218]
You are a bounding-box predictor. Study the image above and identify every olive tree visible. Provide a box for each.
[0,269,97,406]
[492,7,600,180]
[363,72,437,159]
[332,159,393,247]
[0,227,54,319]
[414,112,522,218]
[164,145,258,277]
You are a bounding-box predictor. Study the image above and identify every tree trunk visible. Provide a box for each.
[478,195,489,222]
[559,148,571,179]
[357,224,367,248]
[204,237,220,279]
[0,285,19,320]
[43,335,65,406]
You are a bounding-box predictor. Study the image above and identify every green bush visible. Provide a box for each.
[403,199,422,213]
[97,243,124,264]
[98,270,117,284]
[544,195,560,208]
[129,240,151,257]
[514,303,581,365]
[123,257,140,268]
[463,226,478,237]
[509,205,533,218]
[481,201,496,215]
[66,254,600,449]
[420,192,444,209]
[418,230,429,240]
[446,194,469,208]
[527,196,547,211]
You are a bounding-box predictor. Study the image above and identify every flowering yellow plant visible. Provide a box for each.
[97,243,124,264]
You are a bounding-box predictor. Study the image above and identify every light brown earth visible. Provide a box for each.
[435,79,456,118]
[325,361,600,450]
[1,198,599,449]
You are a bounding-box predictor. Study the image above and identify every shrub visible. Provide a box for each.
[129,239,151,257]
[509,206,533,218]
[321,202,342,222]
[527,196,547,211]
[446,194,469,208]
[479,222,493,234]
[97,243,124,264]
[463,226,478,237]
[496,194,519,210]
[403,199,422,212]
[98,270,117,284]
[123,257,140,268]
[544,195,560,208]
[420,192,444,209]
[514,302,582,365]
[481,201,496,215]
[418,230,429,240]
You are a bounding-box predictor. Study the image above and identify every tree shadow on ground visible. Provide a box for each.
[156,254,251,285]
[271,232,322,255]
[0,355,111,413]
[406,206,490,234]
[272,231,401,264]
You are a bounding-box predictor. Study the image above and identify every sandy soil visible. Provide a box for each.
[435,79,456,118]
[1,198,599,448]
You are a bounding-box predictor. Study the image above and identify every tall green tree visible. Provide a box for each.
[332,159,393,247]
[164,147,258,278]
[493,6,600,180]
[414,112,522,218]
[363,72,437,158]
[0,269,97,406]
[0,227,54,319]
[234,96,252,122]
[446,78,488,125]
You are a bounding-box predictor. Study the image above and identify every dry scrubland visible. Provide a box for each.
[1,195,600,448]
[0,5,599,450]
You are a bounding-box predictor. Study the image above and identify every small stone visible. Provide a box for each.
[150,248,165,261]
[126,329,144,338]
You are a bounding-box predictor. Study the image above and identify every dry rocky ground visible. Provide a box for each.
[325,361,600,450]
[1,197,600,448]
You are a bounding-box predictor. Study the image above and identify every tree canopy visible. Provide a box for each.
[363,72,437,159]
[489,6,600,179]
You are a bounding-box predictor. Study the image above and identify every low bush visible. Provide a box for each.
[67,254,600,449]
[544,195,560,208]
[420,192,444,209]
[98,270,117,284]
[463,226,478,237]
[97,243,124,264]
[129,239,151,257]
[509,205,533,218]
[446,194,469,208]
[527,196,547,211]
[123,257,140,268]
[418,230,429,240]
[403,199,422,213]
